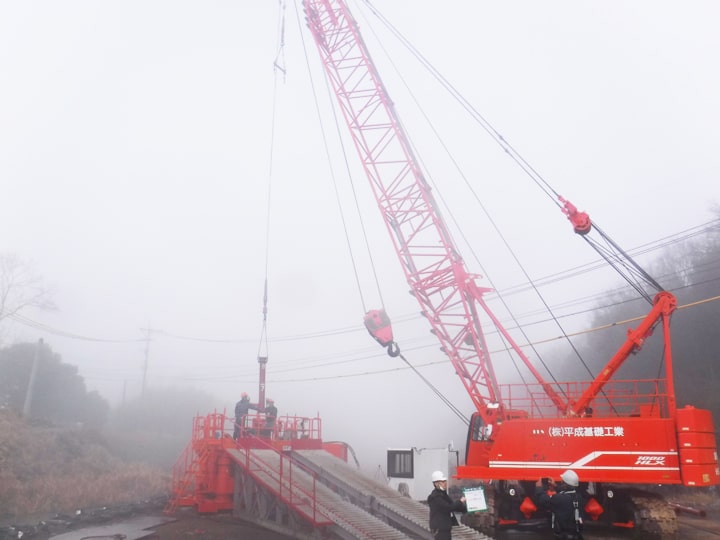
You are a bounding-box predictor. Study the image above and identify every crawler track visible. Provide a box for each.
[461,485,688,538]
[627,491,679,537]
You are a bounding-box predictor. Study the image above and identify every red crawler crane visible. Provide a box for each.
[302,0,719,535]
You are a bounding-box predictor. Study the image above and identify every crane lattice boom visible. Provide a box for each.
[303,0,566,422]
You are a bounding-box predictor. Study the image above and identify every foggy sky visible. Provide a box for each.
[1,1,719,471]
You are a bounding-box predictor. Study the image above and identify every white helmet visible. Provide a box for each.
[561,469,579,487]
[431,470,447,482]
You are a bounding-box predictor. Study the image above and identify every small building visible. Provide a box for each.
[386,443,460,501]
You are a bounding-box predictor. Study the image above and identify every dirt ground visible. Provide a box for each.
[146,516,290,540]
[147,509,720,540]
[152,509,720,540]
[7,495,718,540]
[147,513,294,540]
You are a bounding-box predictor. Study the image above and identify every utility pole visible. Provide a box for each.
[22,338,43,418]
[140,327,152,398]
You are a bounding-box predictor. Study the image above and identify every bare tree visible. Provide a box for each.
[0,253,55,327]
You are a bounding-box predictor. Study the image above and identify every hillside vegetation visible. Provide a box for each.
[0,409,169,521]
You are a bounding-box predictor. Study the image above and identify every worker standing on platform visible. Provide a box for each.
[233,392,256,439]
[535,469,584,540]
[263,398,278,438]
[427,470,466,540]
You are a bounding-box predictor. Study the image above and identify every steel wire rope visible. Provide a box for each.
[290,0,384,315]
[396,352,469,425]
[494,244,720,328]
[500,219,720,296]
[255,0,290,362]
[356,0,558,204]
[350,1,583,411]
[581,227,661,304]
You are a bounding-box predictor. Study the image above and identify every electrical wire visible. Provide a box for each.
[8,313,144,343]
[144,294,720,386]
[8,223,717,355]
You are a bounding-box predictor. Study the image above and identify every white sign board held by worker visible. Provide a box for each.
[462,486,488,513]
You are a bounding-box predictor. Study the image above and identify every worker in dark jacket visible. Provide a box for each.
[427,470,466,540]
[536,469,584,540]
[233,392,257,439]
[262,398,278,438]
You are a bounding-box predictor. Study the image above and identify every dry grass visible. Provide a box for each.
[0,409,170,520]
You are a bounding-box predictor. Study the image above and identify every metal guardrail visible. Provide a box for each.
[500,378,670,418]
[228,441,332,526]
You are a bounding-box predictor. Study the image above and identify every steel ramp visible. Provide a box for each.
[227,447,410,539]
[293,449,491,540]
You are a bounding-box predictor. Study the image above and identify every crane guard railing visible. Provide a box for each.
[501,378,670,418]
[236,412,322,441]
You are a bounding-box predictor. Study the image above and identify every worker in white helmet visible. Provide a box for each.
[427,470,467,540]
[535,469,585,539]
[233,392,257,439]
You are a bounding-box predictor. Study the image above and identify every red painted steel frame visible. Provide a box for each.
[167,411,334,517]
[572,291,678,417]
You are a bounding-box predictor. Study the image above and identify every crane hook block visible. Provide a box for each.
[364,309,395,348]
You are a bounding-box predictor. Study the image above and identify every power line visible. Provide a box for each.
[9,218,716,345]
[8,313,144,343]
[108,293,720,385]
